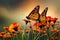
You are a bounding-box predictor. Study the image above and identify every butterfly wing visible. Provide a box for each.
[40,7,48,22]
[26,5,40,21]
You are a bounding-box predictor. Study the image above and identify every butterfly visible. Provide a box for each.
[40,7,48,22]
[26,5,48,22]
[26,5,40,21]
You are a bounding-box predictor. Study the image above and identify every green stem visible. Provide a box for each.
[34,33,45,40]
[47,28,51,40]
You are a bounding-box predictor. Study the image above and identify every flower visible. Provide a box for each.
[23,19,30,24]
[33,26,41,32]
[3,35,7,39]
[44,21,54,29]
[39,21,46,28]
[1,32,6,35]
[25,30,30,33]
[51,18,58,21]
[50,21,54,26]
[6,32,12,38]
[3,26,9,31]
[41,21,46,26]
[0,32,3,38]
[9,29,16,33]
[9,22,21,33]
[50,21,54,24]
[55,21,60,25]
[51,28,58,32]
[0,32,6,38]
[44,24,50,28]
[23,19,30,22]
[51,18,58,23]
[18,27,23,30]
[40,30,46,34]
[36,28,41,32]
[46,16,51,21]
[56,30,60,34]
[33,21,44,30]
[53,18,57,21]
[33,21,41,27]
[18,27,23,32]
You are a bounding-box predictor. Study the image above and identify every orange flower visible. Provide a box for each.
[0,34,3,38]
[50,21,54,26]
[33,26,41,32]
[53,18,57,20]
[23,19,30,24]
[1,32,6,35]
[9,29,16,33]
[39,21,46,28]
[56,30,60,34]
[12,22,20,28]
[41,21,46,26]
[23,19,30,22]
[25,30,30,33]
[51,18,58,23]
[47,24,51,28]
[51,18,58,21]
[36,28,41,32]
[6,32,12,38]
[3,26,9,31]
[9,22,21,33]
[50,18,54,21]
[44,24,50,29]
[3,35,7,39]
[0,32,3,38]
[51,28,58,32]
[18,27,23,32]
[46,16,51,21]
[18,27,23,31]
[33,21,41,27]
[33,21,42,32]
[40,30,46,34]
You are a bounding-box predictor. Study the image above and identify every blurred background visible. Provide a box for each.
[0,0,60,31]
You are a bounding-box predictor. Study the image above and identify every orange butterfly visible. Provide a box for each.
[26,5,48,22]
[40,7,48,22]
[26,5,40,21]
